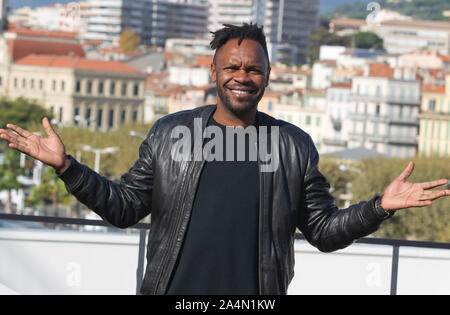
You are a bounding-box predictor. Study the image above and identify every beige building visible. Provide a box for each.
[370,19,450,55]
[418,75,450,157]
[0,28,147,132]
[7,55,147,132]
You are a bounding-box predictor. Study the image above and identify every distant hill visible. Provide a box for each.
[320,0,372,14]
[329,0,450,21]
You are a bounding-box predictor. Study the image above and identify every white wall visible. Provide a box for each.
[0,229,449,295]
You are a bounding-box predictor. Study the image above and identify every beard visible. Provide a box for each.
[217,84,265,117]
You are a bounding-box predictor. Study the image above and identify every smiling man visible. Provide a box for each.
[0,23,449,295]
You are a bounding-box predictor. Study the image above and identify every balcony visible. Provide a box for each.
[0,213,449,295]
[351,94,421,106]
[350,113,419,125]
[348,132,417,145]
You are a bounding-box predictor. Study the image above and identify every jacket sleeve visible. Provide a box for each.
[297,137,386,252]
[58,121,158,228]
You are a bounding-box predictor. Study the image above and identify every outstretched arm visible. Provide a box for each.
[381,161,450,212]
[299,140,450,253]
[0,118,156,228]
[0,117,70,173]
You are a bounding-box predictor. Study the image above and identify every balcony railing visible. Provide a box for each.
[0,213,449,295]
[351,94,421,105]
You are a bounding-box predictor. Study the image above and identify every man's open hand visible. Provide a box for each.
[0,117,69,174]
[382,161,450,211]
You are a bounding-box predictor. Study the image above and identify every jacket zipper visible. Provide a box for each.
[153,119,209,294]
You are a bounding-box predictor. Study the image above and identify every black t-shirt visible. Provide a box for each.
[166,118,260,295]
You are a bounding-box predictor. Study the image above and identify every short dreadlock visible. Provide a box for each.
[210,23,270,65]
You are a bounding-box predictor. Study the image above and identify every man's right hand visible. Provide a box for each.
[0,117,70,174]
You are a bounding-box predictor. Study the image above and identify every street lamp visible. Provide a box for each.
[81,145,119,173]
[339,164,363,175]
[129,130,146,139]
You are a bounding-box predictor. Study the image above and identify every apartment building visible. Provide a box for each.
[418,75,450,157]
[83,0,209,47]
[322,82,353,154]
[370,19,450,55]
[208,0,319,64]
[349,63,421,158]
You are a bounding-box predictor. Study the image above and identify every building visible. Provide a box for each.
[0,28,147,132]
[349,63,421,158]
[8,55,147,132]
[370,19,450,55]
[208,0,319,65]
[418,75,450,157]
[0,0,7,31]
[322,82,353,153]
[312,59,337,89]
[8,3,87,34]
[82,0,209,47]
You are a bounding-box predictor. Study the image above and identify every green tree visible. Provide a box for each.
[307,25,351,64]
[352,32,384,50]
[26,167,72,217]
[119,29,141,52]
[0,150,24,213]
[0,98,53,131]
[319,158,357,208]
[350,157,450,242]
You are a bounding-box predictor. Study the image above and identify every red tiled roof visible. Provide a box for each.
[422,84,446,94]
[5,28,78,39]
[369,63,394,79]
[331,82,352,89]
[9,39,85,62]
[15,54,142,74]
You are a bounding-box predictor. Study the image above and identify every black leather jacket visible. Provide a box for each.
[59,104,387,295]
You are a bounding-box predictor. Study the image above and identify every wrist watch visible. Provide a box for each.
[375,196,395,219]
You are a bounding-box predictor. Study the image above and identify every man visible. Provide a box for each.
[1,24,449,295]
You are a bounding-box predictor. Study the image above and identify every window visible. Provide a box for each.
[110,82,116,96]
[121,109,126,123]
[52,80,56,91]
[76,80,81,93]
[30,79,34,89]
[305,115,311,126]
[59,107,63,123]
[39,80,44,90]
[22,78,27,88]
[133,83,139,96]
[14,78,18,88]
[61,81,65,92]
[375,86,381,97]
[74,107,80,125]
[132,110,138,122]
[87,81,92,94]
[316,116,321,127]
[85,108,91,127]
[97,109,103,128]
[108,109,114,128]
[98,81,104,95]
[375,104,381,116]
[428,99,436,112]
[121,83,127,96]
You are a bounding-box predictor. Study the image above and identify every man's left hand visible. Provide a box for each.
[382,161,450,211]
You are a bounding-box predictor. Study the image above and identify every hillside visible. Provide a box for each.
[329,0,450,21]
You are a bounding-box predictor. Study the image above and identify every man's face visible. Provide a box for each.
[211,38,270,117]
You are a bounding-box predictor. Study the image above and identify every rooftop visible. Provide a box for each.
[15,54,142,74]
